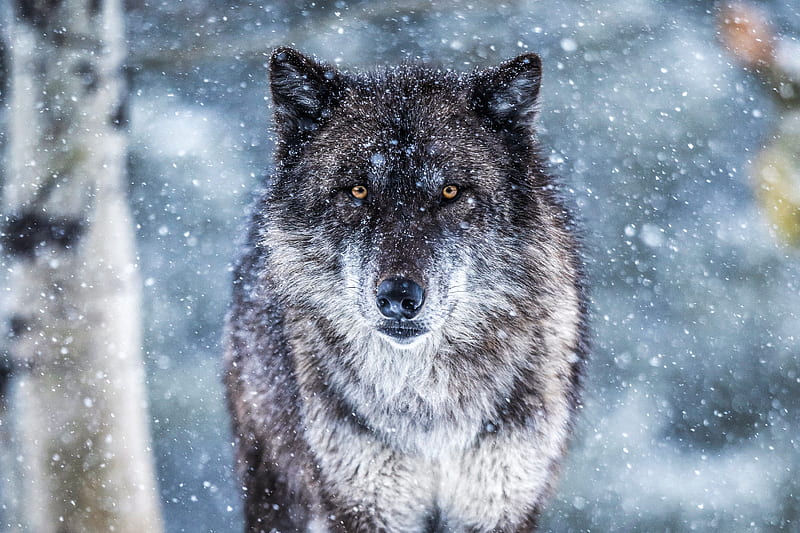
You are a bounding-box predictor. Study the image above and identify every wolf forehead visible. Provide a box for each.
[310,134,499,196]
[269,47,543,189]
[297,74,509,192]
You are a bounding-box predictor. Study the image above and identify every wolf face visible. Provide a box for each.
[262,48,556,348]
[226,48,587,533]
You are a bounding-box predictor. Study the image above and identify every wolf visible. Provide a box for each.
[224,47,588,533]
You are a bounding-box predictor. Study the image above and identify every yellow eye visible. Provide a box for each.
[351,185,368,200]
[442,184,459,200]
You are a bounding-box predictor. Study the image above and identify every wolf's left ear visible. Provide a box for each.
[472,53,542,134]
[269,47,341,136]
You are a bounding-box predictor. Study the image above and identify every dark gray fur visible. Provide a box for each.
[224,48,589,533]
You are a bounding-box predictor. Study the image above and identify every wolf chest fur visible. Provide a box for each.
[224,47,589,533]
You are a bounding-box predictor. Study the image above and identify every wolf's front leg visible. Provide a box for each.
[438,424,563,533]
[459,510,540,533]
[233,431,320,533]
[463,508,540,533]
[241,464,310,533]
[510,508,541,533]
[322,496,435,533]
[310,442,437,533]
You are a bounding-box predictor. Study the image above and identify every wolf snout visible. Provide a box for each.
[375,277,425,319]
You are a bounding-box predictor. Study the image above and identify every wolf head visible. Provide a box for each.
[259,48,571,355]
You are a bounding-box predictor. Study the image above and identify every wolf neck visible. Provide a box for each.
[292,316,485,456]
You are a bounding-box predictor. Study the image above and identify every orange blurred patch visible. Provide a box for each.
[717,2,775,68]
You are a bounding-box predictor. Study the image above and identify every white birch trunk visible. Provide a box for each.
[1,1,164,531]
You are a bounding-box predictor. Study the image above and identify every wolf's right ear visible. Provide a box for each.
[269,47,341,137]
[471,53,542,136]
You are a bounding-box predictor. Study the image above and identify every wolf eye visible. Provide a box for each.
[441,184,459,201]
[350,185,368,200]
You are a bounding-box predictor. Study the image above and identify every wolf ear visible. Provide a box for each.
[269,47,341,136]
[472,53,542,135]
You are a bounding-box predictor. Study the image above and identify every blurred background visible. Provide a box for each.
[1,0,799,531]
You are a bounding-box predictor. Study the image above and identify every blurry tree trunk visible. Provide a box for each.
[0,1,163,532]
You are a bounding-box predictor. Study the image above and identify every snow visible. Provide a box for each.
[1,0,799,531]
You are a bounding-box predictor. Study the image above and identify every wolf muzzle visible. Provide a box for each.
[375,277,429,342]
[375,277,425,320]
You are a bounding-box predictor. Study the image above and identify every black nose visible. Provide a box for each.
[376,277,425,320]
